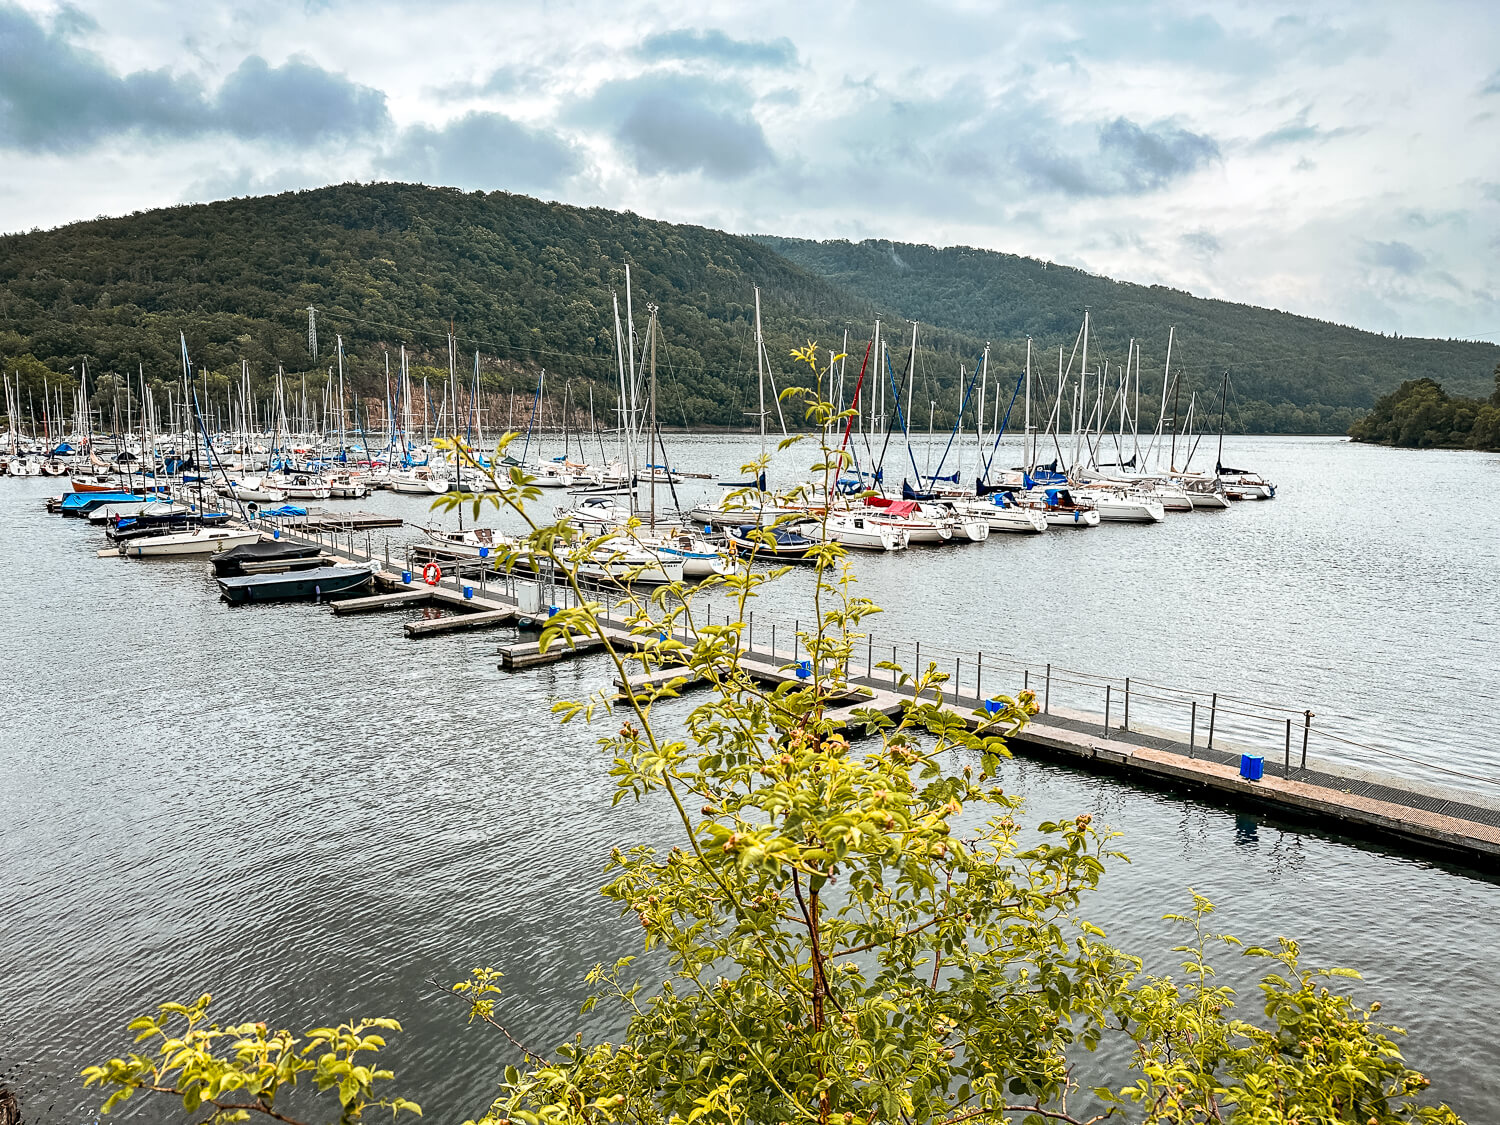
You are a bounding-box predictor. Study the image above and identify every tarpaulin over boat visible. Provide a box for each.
[868,497,919,516]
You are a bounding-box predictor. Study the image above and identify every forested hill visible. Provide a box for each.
[0,182,918,431]
[761,236,1500,434]
[1,181,1493,434]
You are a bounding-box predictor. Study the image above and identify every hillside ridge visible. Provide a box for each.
[1,182,1493,434]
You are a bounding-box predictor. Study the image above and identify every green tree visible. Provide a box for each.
[87,351,1464,1125]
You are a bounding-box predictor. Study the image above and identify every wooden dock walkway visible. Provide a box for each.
[274,523,1500,866]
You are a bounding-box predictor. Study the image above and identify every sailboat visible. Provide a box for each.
[685,287,809,529]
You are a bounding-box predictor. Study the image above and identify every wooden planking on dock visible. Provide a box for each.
[500,633,615,668]
[333,589,434,614]
[405,607,518,638]
[296,510,404,530]
[614,664,708,699]
[986,709,1500,862]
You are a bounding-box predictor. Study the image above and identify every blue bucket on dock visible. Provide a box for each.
[272,528,281,540]
[1239,754,1264,782]
[401,570,412,583]
[984,698,1003,715]
[463,585,473,599]
[795,660,812,680]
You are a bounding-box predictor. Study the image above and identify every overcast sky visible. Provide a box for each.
[3,0,1498,342]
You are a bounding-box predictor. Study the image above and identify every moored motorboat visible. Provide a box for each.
[107,511,232,542]
[88,499,193,523]
[116,527,261,557]
[59,491,148,517]
[211,539,325,576]
[218,563,376,604]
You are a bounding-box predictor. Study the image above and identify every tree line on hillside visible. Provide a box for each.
[3,182,1493,438]
[760,235,1499,434]
[1347,364,1500,451]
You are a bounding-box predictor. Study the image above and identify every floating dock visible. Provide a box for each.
[280,523,1500,867]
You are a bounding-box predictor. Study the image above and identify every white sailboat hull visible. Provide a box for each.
[956,500,1047,534]
[1091,494,1166,522]
[1041,508,1100,528]
[121,529,261,557]
[812,515,909,551]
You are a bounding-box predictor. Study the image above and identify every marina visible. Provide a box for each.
[2,307,1498,1124]
[4,434,1500,1123]
[27,466,1499,867]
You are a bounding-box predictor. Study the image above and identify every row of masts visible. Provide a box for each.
[8,288,1226,488]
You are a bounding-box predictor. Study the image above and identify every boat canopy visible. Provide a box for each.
[868,497,919,517]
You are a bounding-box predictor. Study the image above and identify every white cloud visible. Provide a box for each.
[1,0,1498,340]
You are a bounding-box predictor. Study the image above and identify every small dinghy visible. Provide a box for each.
[211,539,325,577]
[217,563,376,604]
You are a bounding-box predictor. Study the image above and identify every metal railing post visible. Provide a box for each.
[1123,677,1130,731]
[954,657,961,703]
[867,634,873,677]
[1044,664,1051,713]
[1207,692,1218,751]
[1189,701,1197,758]
[1301,710,1313,769]
[1103,684,1111,735]
[1284,717,1292,776]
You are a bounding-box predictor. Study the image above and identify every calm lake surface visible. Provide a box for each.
[2,435,1498,1121]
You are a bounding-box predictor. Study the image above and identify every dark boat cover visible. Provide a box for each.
[211,539,322,576]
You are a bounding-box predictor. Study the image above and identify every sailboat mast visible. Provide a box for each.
[1215,369,1230,473]
[611,292,632,508]
[754,286,766,464]
[625,263,639,455]
[647,305,658,530]
[1023,337,1032,471]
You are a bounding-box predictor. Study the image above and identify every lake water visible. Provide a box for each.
[2,435,1498,1122]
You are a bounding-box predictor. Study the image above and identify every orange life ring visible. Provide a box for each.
[421,562,442,586]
